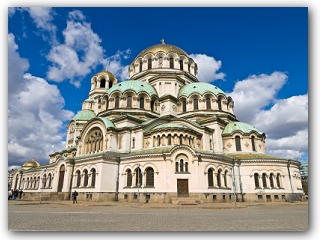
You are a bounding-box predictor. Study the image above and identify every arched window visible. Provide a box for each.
[180,159,184,172]
[276,173,281,188]
[206,97,211,109]
[109,81,113,89]
[43,174,47,188]
[135,167,142,187]
[146,167,154,187]
[83,170,88,187]
[151,100,155,112]
[127,96,132,108]
[262,173,267,188]
[217,97,222,110]
[126,169,132,187]
[115,96,119,108]
[157,136,160,146]
[139,97,144,109]
[175,162,179,172]
[179,135,183,145]
[179,60,183,70]
[235,136,242,151]
[48,174,52,188]
[106,98,109,110]
[91,168,96,187]
[139,61,143,72]
[217,169,222,187]
[168,134,172,145]
[254,173,259,188]
[188,64,190,72]
[185,162,188,172]
[100,79,106,88]
[148,58,152,69]
[76,171,81,187]
[193,98,198,110]
[270,173,274,188]
[132,138,135,149]
[182,100,186,113]
[224,170,228,187]
[251,136,256,151]
[208,168,214,187]
[170,58,174,68]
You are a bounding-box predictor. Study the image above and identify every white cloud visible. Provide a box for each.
[228,71,288,123]
[227,72,308,160]
[8,33,74,168]
[46,10,105,87]
[190,54,226,83]
[101,49,131,81]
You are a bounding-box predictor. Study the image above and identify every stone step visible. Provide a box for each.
[171,197,203,205]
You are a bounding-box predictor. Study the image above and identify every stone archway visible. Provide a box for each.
[57,165,65,192]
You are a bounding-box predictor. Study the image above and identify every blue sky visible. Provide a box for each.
[7,5,309,169]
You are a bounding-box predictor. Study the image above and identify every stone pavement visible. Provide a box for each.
[8,200,309,231]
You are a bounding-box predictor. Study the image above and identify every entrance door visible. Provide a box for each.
[57,165,65,192]
[177,179,189,197]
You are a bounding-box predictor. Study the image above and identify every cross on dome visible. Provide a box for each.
[160,38,165,44]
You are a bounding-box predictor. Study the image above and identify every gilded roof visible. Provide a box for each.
[22,158,40,168]
[222,122,263,135]
[178,82,227,98]
[135,43,189,59]
[106,80,158,96]
[72,110,96,121]
[93,70,117,79]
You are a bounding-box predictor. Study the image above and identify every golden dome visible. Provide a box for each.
[94,69,117,80]
[22,158,40,168]
[135,42,190,59]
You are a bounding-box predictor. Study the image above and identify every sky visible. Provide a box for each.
[6,5,310,170]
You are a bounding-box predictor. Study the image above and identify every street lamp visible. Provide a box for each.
[40,168,47,204]
[230,166,236,205]
[137,164,140,206]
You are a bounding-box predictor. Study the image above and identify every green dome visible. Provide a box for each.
[72,110,96,121]
[178,82,227,98]
[222,122,263,135]
[106,80,158,96]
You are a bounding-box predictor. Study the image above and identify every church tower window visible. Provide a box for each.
[140,97,144,109]
[194,98,198,110]
[179,60,183,70]
[251,136,256,151]
[206,97,211,109]
[115,96,119,108]
[148,58,152,69]
[100,79,106,88]
[235,136,242,151]
[139,61,143,72]
[170,58,174,68]
[127,96,132,108]
[182,100,186,113]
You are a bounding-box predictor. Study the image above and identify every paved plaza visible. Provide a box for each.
[8,200,308,231]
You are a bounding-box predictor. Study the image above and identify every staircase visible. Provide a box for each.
[171,197,203,205]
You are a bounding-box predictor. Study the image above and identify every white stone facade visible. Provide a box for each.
[12,42,304,203]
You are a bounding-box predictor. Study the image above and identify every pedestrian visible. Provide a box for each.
[72,190,78,204]
[13,189,18,200]
[19,189,23,199]
[8,189,12,200]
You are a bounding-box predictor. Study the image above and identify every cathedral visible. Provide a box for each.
[11,41,304,204]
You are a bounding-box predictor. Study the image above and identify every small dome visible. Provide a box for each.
[135,43,190,60]
[222,122,264,135]
[93,70,117,80]
[72,110,96,121]
[22,158,40,168]
[106,80,158,97]
[178,82,227,98]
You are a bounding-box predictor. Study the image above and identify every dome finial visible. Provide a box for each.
[105,66,108,71]
[160,38,165,44]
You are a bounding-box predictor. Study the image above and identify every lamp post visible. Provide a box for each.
[230,166,236,206]
[137,164,140,206]
[40,168,47,204]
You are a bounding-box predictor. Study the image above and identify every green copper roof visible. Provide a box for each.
[96,117,115,128]
[72,110,96,121]
[106,80,158,96]
[84,98,94,102]
[222,122,263,135]
[178,82,227,98]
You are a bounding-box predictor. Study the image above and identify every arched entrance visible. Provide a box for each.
[57,165,65,192]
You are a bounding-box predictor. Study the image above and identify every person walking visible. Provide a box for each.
[19,189,23,199]
[8,189,12,200]
[13,189,19,200]
[72,190,78,204]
